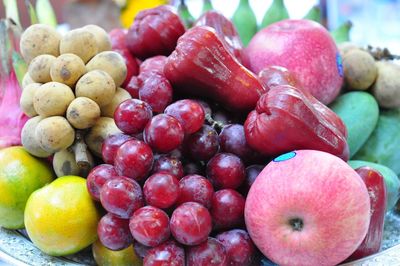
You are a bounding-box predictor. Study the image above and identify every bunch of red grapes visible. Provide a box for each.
[86,59,268,266]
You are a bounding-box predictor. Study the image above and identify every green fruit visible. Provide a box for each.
[353,109,400,175]
[348,160,400,211]
[232,0,257,46]
[329,91,379,157]
[330,21,352,44]
[260,0,289,30]
[303,5,321,23]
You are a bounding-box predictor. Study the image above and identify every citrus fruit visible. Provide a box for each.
[92,240,142,266]
[0,146,54,229]
[24,175,101,256]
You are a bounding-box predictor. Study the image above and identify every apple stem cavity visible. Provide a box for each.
[288,217,303,231]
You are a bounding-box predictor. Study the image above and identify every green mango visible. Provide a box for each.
[232,0,257,46]
[329,92,379,157]
[353,108,400,175]
[348,160,400,211]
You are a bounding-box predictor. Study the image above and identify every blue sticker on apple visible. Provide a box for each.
[336,53,344,77]
[273,151,296,162]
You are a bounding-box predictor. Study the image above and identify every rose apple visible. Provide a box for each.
[245,150,370,266]
[245,19,343,105]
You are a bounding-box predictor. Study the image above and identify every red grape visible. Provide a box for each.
[151,155,184,179]
[176,175,214,209]
[114,48,140,87]
[102,134,133,165]
[185,125,219,161]
[125,76,141,99]
[114,139,154,181]
[134,241,151,260]
[170,202,212,246]
[206,153,245,189]
[144,114,184,153]
[109,28,127,50]
[186,237,228,266]
[114,99,152,135]
[139,55,167,82]
[97,213,133,251]
[240,164,264,195]
[219,124,253,160]
[143,172,179,209]
[100,177,144,219]
[216,229,256,266]
[164,99,205,134]
[211,189,245,230]
[139,74,173,113]
[129,206,170,247]
[143,240,185,266]
[87,164,118,201]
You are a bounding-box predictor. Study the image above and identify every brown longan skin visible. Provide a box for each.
[33,82,75,117]
[21,116,53,158]
[50,53,87,87]
[67,97,101,129]
[86,51,127,87]
[20,83,41,117]
[20,24,61,64]
[35,116,75,153]
[372,61,400,108]
[83,25,112,53]
[52,149,80,177]
[343,49,377,90]
[60,28,98,63]
[75,70,116,107]
[100,88,131,117]
[22,73,35,89]
[28,54,57,83]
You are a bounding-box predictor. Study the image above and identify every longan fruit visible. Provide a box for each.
[35,116,75,153]
[75,70,116,107]
[101,88,131,117]
[33,82,75,117]
[21,116,52,158]
[83,25,112,52]
[50,53,87,87]
[372,61,400,108]
[52,149,80,177]
[66,97,101,129]
[60,28,98,63]
[20,24,61,64]
[20,83,41,117]
[343,49,377,90]
[86,51,127,87]
[28,54,57,83]
[22,72,35,89]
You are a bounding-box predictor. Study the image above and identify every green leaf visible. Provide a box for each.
[36,0,58,27]
[12,51,27,88]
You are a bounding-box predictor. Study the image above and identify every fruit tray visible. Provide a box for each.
[0,211,399,265]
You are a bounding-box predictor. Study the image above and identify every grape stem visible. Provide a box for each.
[367,45,400,60]
[72,130,92,176]
[205,113,225,130]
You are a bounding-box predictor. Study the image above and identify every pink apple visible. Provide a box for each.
[245,19,343,105]
[245,150,370,266]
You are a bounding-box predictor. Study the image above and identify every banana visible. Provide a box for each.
[202,0,214,13]
[178,0,195,28]
[260,0,289,30]
[304,5,322,23]
[331,21,352,44]
[36,0,57,27]
[24,0,39,25]
[232,0,257,46]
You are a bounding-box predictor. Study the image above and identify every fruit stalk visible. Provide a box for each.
[72,130,92,175]
[346,166,386,261]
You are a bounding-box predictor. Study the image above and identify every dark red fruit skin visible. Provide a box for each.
[114,139,154,181]
[109,28,128,50]
[244,85,349,161]
[258,65,297,91]
[129,206,171,247]
[114,99,153,135]
[102,134,133,165]
[176,175,214,209]
[211,189,245,230]
[206,153,245,190]
[185,125,219,161]
[87,164,119,201]
[218,124,255,161]
[144,240,185,266]
[170,202,212,246]
[134,241,151,260]
[144,114,184,153]
[194,11,243,63]
[239,164,264,195]
[216,229,256,266]
[100,177,144,219]
[125,76,141,99]
[346,167,387,261]
[114,48,140,88]
[126,5,185,60]
[143,172,180,209]
[164,99,205,134]
[164,26,266,112]
[139,74,173,113]
[139,56,168,82]
[97,213,133,251]
[186,237,228,266]
[152,155,184,180]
